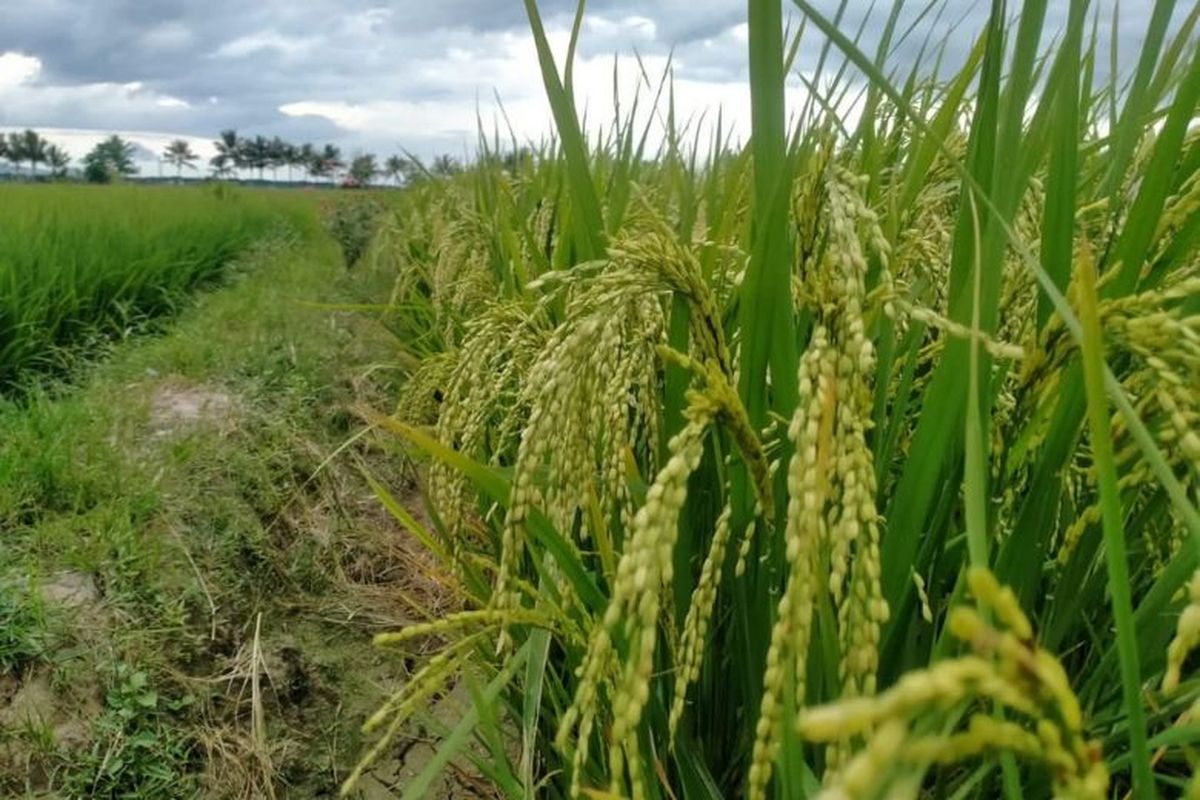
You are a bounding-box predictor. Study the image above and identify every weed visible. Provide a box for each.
[65,663,197,799]
[0,584,43,675]
[321,194,386,268]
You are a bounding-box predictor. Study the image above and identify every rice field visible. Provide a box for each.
[0,183,309,390]
[355,1,1200,799]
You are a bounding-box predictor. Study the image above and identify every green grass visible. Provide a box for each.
[0,583,44,675]
[0,183,317,390]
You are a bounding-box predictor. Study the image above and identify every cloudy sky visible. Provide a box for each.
[0,1,1172,173]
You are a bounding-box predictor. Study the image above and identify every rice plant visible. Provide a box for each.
[0,183,308,390]
[360,1,1200,797]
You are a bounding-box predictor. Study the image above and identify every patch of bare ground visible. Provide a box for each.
[318,482,512,800]
[1,573,106,790]
[355,679,506,800]
[185,459,468,799]
[0,669,101,754]
[148,379,241,437]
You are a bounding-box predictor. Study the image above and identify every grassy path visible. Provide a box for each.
[1,227,441,798]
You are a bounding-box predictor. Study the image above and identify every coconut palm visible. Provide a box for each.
[383,154,406,186]
[240,135,271,181]
[263,136,283,181]
[431,153,459,177]
[0,135,16,174]
[296,143,316,183]
[7,130,47,177]
[163,139,199,180]
[348,153,378,186]
[280,142,301,182]
[45,144,71,179]
[307,153,328,182]
[318,144,343,184]
[292,144,311,183]
[210,129,243,179]
[5,132,25,175]
[22,130,48,176]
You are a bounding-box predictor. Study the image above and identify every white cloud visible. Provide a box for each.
[141,22,195,52]
[0,55,197,135]
[584,15,657,41]
[278,16,814,155]
[279,101,376,132]
[340,7,393,38]
[212,31,315,59]
[0,51,41,90]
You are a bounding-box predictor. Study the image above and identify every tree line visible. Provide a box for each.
[0,130,73,178]
[205,129,461,186]
[1,129,138,182]
[0,127,464,186]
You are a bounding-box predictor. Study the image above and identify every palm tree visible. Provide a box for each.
[163,139,198,180]
[280,142,299,182]
[211,129,243,179]
[23,130,47,177]
[431,153,460,177]
[349,153,378,186]
[307,153,328,182]
[297,143,317,183]
[241,135,272,181]
[383,154,406,186]
[7,130,47,177]
[267,136,289,181]
[5,132,24,175]
[292,143,312,183]
[45,144,71,179]
[1,135,16,174]
[318,144,343,185]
